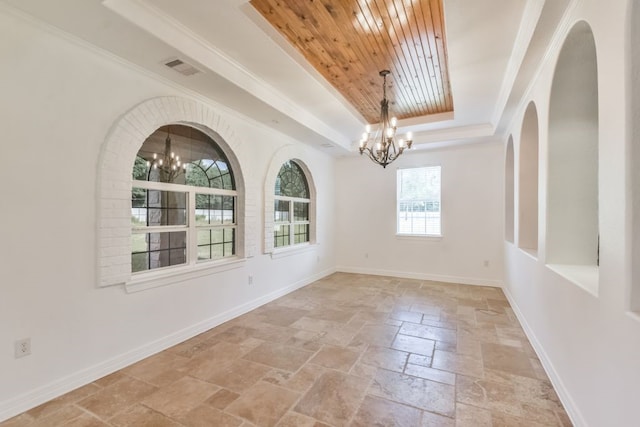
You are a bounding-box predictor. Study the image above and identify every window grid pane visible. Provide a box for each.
[197,228,235,260]
[131,231,187,272]
[274,199,290,223]
[131,189,187,227]
[294,223,309,244]
[274,224,290,248]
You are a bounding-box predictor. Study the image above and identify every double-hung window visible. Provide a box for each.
[131,125,237,273]
[274,161,310,248]
[397,166,442,236]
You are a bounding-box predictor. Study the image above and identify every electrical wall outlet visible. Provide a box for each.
[248,275,253,285]
[15,338,31,358]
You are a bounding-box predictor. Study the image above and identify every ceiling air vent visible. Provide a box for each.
[163,57,201,76]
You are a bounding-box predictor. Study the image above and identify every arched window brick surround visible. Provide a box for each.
[263,146,318,254]
[97,96,254,287]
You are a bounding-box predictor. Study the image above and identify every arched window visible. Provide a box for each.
[131,125,238,273]
[273,161,310,248]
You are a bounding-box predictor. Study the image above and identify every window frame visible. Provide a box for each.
[131,179,239,276]
[273,194,311,249]
[396,165,442,238]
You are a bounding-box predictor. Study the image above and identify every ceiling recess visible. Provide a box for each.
[250,0,454,124]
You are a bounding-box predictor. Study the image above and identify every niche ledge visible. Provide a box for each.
[546,264,599,297]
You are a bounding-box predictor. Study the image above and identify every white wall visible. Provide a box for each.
[0,10,336,420]
[504,0,640,425]
[335,142,504,286]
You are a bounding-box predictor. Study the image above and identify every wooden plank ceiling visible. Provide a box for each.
[250,0,453,124]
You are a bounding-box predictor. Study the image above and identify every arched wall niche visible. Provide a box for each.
[505,136,515,243]
[631,0,640,311]
[546,21,599,290]
[518,101,540,254]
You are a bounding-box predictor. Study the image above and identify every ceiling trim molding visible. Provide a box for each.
[491,0,546,128]
[502,0,582,136]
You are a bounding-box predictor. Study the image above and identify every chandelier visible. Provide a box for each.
[146,127,187,181]
[359,70,413,168]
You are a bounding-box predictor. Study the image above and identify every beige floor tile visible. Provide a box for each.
[206,388,240,410]
[2,273,572,427]
[29,405,104,427]
[456,374,523,417]
[399,323,457,344]
[226,382,300,427]
[141,376,219,418]
[242,342,314,372]
[369,369,455,418]
[404,364,456,385]
[0,413,34,427]
[348,324,399,349]
[455,403,492,427]
[178,404,243,427]
[275,412,331,427]
[390,310,424,323]
[109,404,182,427]
[351,395,423,427]
[205,359,272,392]
[482,343,537,379]
[360,346,409,373]
[76,375,157,420]
[308,345,360,372]
[432,349,485,378]
[25,383,100,421]
[294,370,370,426]
[123,351,188,387]
[391,333,436,355]
[421,410,455,427]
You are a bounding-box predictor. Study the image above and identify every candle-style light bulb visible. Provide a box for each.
[407,131,413,141]
[153,153,157,159]
[365,124,371,133]
[386,127,393,138]
[391,117,397,127]
[146,161,150,167]
[170,152,175,158]
[399,139,405,148]
[362,132,368,141]
[158,159,163,166]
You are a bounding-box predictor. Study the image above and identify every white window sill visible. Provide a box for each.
[395,234,443,241]
[546,264,599,297]
[125,257,246,293]
[270,243,316,259]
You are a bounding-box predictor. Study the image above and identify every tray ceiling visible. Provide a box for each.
[250,0,453,124]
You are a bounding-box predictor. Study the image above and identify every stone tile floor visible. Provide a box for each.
[1,273,572,426]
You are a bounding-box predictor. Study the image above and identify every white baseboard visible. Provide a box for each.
[0,267,335,422]
[336,265,503,288]
[502,287,586,427]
